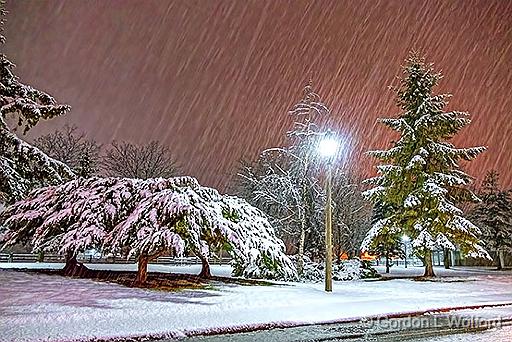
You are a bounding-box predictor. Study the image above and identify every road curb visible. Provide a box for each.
[69,301,512,342]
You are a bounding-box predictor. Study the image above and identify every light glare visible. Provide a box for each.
[318,138,339,158]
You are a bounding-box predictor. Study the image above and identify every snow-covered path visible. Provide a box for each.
[1,264,512,341]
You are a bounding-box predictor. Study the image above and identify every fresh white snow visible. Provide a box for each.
[1,264,512,341]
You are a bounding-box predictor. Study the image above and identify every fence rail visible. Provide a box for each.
[0,253,231,265]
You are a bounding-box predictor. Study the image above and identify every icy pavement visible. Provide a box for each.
[182,306,512,341]
[1,264,512,341]
[407,325,512,342]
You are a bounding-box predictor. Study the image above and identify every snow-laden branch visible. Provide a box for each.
[1,176,297,280]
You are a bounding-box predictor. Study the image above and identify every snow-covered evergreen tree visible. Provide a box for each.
[469,170,512,270]
[365,201,404,273]
[362,52,488,277]
[237,82,328,275]
[0,176,296,284]
[0,2,74,205]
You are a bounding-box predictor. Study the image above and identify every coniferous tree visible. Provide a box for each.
[367,202,404,273]
[470,170,512,270]
[0,2,74,205]
[362,52,488,277]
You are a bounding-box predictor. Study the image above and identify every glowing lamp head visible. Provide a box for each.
[318,137,339,158]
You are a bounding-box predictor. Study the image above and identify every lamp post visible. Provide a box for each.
[402,235,410,268]
[318,134,339,292]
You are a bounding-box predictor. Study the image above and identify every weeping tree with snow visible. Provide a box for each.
[469,170,512,270]
[1,176,296,283]
[0,2,74,206]
[0,177,139,275]
[236,82,328,275]
[362,52,488,277]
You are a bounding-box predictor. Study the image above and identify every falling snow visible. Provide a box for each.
[3,0,511,190]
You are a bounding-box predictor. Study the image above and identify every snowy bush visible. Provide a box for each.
[223,196,297,281]
[290,255,378,282]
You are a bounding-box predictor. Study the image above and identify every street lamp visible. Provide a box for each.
[402,235,410,268]
[318,133,339,292]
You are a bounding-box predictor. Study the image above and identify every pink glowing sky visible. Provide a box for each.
[4,0,511,190]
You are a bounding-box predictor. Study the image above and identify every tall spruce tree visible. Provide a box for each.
[0,2,74,205]
[470,170,512,270]
[362,52,488,277]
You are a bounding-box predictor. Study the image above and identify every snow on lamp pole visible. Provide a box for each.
[402,235,410,268]
[318,132,339,292]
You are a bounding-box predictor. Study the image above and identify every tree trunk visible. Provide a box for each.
[297,176,309,276]
[135,252,164,285]
[297,221,306,276]
[198,253,212,278]
[497,249,505,270]
[385,252,390,274]
[136,255,149,285]
[443,248,451,269]
[63,252,88,277]
[424,250,435,277]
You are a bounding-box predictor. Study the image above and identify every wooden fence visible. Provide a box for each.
[0,253,231,265]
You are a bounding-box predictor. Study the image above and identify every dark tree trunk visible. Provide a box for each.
[385,252,390,274]
[136,255,149,285]
[63,252,89,277]
[443,248,451,269]
[496,249,504,270]
[424,250,435,277]
[198,253,212,278]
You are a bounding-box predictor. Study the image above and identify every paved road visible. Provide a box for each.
[398,325,512,342]
[180,305,512,342]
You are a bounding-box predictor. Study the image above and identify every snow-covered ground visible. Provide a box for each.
[1,263,512,342]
